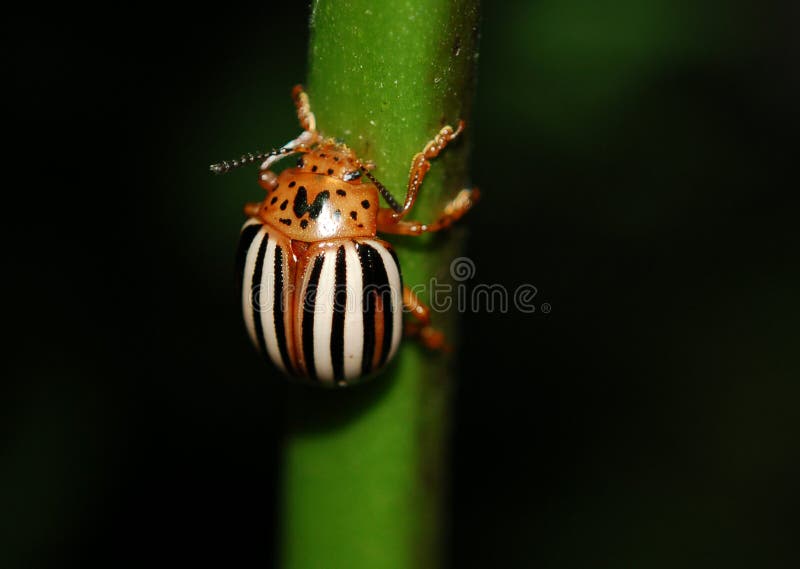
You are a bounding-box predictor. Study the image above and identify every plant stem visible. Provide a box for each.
[280,2,480,568]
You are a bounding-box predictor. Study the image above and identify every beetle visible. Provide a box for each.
[210,85,478,386]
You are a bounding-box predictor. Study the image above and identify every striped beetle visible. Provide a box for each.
[211,85,478,386]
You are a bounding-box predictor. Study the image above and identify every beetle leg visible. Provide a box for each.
[253,86,318,172]
[377,187,479,235]
[387,121,465,220]
[292,84,316,133]
[258,170,279,191]
[243,201,262,217]
[403,286,448,351]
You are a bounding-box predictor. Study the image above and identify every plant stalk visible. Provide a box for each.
[280,2,480,567]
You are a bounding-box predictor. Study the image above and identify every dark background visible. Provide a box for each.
[4,1,799,567]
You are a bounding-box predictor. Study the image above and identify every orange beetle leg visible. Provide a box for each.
[377,187,479,236]
[403,286,449,351]
[258,170,279,191]
[243,201,262,217]
[390,121,465,221]
[291,84,317,133]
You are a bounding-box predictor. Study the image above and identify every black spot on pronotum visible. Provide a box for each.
[293,186,331,220]
[311,165,318,172]
[350,211,357,220]
[280,200,288,211]
[319,153,326,158]
[327,168,334,175]
[270,197,278,205]
[279,218,292,226]
[300,219,309,229]
[336,189,347,197]
[288,180,296,188]
[361,200,371,209]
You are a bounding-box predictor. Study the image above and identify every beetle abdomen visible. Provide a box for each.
[237,219,403,386]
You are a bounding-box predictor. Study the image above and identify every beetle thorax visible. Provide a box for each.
[295,142,364,183]
[259,164,380,242]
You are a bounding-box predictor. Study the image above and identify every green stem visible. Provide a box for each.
[280,2,480,568]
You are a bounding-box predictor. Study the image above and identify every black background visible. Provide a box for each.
[4,1,799,567]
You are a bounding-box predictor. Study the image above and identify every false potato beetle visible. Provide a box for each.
[210,85,478,386]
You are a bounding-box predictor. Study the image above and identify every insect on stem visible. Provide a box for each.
[214,86,477,384]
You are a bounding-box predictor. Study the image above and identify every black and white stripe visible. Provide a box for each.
[237,220,403,385]
[237,219,295,375]
[296,239,403,385]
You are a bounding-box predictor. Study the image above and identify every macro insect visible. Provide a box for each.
[210,85,478,387]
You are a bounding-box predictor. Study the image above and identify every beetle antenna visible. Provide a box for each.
[360,166,402,213]
[209,147,294,175]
